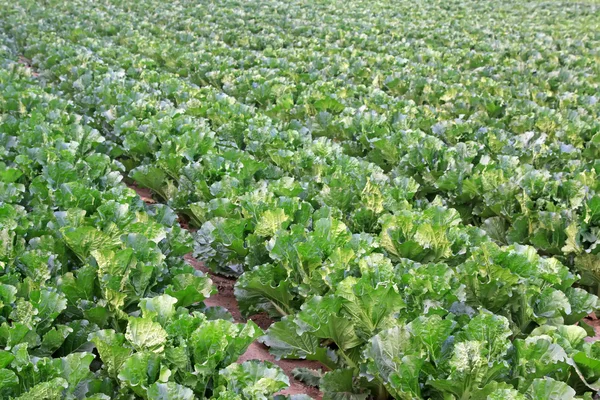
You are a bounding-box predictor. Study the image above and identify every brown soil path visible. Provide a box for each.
[584,314,600,343]
[131,184,324,399]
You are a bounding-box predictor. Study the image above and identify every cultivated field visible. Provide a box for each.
[1,0,600,399]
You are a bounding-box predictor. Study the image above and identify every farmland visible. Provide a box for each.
[1,0,600,398]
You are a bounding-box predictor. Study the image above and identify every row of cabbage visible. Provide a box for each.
[3,0,600,398]
[0,30,302,400]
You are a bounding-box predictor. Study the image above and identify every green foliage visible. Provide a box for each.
[1,0,600,398]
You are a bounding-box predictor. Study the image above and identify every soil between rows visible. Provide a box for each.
[131,184,325,399]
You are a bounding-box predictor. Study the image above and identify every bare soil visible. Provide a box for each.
[130,184,156,204]
[132,184,324,399]
[584,314,600,343]
[238,342,324,398]
[184,254,244,322]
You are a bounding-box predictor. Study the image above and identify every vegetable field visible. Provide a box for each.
[1,0,600,398]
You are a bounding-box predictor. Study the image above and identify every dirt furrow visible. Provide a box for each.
[130,184,324,399]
